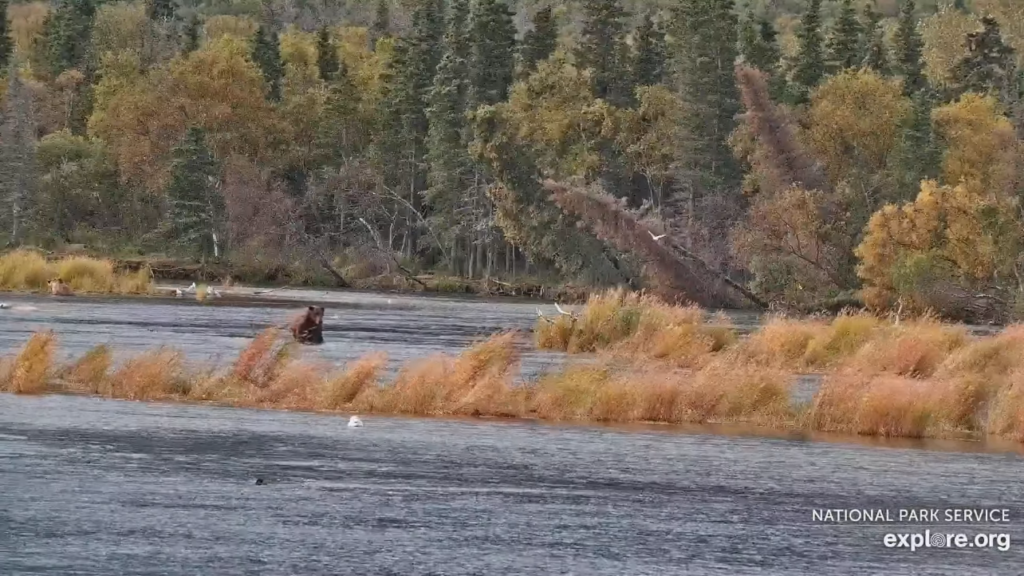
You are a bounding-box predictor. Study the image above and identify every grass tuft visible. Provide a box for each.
[7,331,56,394]
[63,344,112,394]
[0,250,153,294]
[106,348,189,400]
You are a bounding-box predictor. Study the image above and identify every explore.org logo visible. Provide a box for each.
[883,530,1012,552]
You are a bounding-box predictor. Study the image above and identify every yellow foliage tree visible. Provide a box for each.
[807,69,911,187]
[932,93,1020,194]
[503,50,619,180]
[203,15,257,42]
[856,179,1021,311]
[615,85,686,210]
[89,36,280,191]
[920,8,980,89]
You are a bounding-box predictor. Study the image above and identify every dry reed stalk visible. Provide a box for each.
[9,331,56,394]
[106,349,188,400]
[320,352,387,409]
[62,344,112,394]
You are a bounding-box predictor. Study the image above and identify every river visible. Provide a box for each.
[0,289,1021,574]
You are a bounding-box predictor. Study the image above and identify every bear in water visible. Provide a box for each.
[48,278,73,296]
[289,305,325,344]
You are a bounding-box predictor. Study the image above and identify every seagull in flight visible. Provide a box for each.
[648,230,667,241]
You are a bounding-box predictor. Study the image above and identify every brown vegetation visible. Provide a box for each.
[4,290,1024,443]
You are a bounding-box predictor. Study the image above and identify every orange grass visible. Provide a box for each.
[5,331,56,394]
[62,344,112,394]
[3,316,1024,443]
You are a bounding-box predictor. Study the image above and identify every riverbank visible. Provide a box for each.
[3,307,1023,443]
[1,248,596,302]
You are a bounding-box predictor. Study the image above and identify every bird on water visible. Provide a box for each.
[348,415,364,428]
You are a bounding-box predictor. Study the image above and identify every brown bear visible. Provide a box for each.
[48,278,73,296]
[289,306,325,345]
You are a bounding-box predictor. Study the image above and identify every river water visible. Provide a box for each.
[1,289,1022,574]
[1,395,1021,575]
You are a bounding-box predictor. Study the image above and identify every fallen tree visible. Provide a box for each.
[543,180,766,309]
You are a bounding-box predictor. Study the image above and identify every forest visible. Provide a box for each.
[0,0,1021,320]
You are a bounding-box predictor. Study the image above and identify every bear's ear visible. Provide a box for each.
[308,306,315,311]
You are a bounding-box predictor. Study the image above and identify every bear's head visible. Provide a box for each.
[307,306,325,326]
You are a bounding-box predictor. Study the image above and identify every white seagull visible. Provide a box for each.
[185,282,197,293]
[648,230,667,241]
[348,415,364,428]
[554,302,571,315]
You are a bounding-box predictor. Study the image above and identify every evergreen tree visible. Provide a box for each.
[671,0,742,197]
[632,12,667,87]
[740,15,782,75]
[252,23,283,102]
[166,127,224,258]
[791,0,825,102]
[891,93,941,202]
[316,25,340,83]
[182,14,200,55]
[146,0,175,22]
[893,0,926,95]
[373,0,445,256]
[0,0,12,67]
[371,0,391,42]
[426,0,473,264]
[951,16,1018,107]
[861,1,889,74]
[576,0,630,106]
[518,6,557,78]
[826,0,864,72]
[41,0,97,77]
[0,66,37,245]
[469,0,517,108]
[315,60,360,167]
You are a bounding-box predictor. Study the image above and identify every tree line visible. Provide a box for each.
[0,0,1022,318]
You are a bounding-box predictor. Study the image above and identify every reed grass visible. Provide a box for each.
[4,311,1024,443]
[5,331,56,394]
[0,249,153,294]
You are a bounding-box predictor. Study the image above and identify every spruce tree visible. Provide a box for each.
[252,23,283,102]
[891,93,940,202]
[166,127,224,258]
[740,15,782,75]
[671,0,742,197]
[469,0,516,108]
[576,0,630,106]
[182,15,200,55]
[792,0,825,102]
[41,0,97,77]
[518,6,557,78]
[0,66,37,245]
[861,2,889,74]
[146,0,175,22]
[951,16,1018,106]
[426,0,473,262]
[826,0,864,72]
[0,0,11,67]
[316,25,340,83]
[893,0,926,95]
[371,0,391,42]
[632,12,667,87]
[373,0,445,256]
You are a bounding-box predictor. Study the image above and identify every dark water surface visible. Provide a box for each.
[1,395,1022,575]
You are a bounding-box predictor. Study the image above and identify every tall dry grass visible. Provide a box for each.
[0,250,153,294]
[535,288,736,367]
[4,315,1024,443]
[3,331,56,394]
